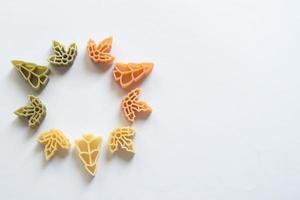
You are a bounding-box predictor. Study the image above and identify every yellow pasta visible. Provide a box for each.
[108,127,135,153]
[37,129,71,160]
[75,134,102,176]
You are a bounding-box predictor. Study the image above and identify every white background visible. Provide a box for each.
[0,0,300,199]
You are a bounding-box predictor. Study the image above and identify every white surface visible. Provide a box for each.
[0,0,300,199]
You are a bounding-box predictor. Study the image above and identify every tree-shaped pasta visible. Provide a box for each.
[108,127,135,153]
[37,129,71,160]
[113,63,153,88]
[48,40,77,67]
[12,60,50,90]
[87,36,115,65]
[121,88,152,123]
[75,134,102,176]
[14,95,46,128]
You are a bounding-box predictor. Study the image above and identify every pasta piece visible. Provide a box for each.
[12,60,50,90]
[108,127,135,153]
[75,134,102,176]
[14,95,46,128]
[121,88,152,123]
[48,40,77,67]
[113,63,153,88]
[37,129,71,160]
[87,36,115,65]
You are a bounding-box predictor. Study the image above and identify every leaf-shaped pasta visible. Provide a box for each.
[14,95,46,128]
[37,129,71,160]
[48,40,77,67]
[121,88,152,123]
[12,60,50,90]
[113,63,153,88]
[87,36,115,65]
[75,134,102,176]
[108,127,135,153]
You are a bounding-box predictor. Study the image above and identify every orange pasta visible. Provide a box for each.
[121,88,152,123]
[87,36,115,64]
[113,63,153,88]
